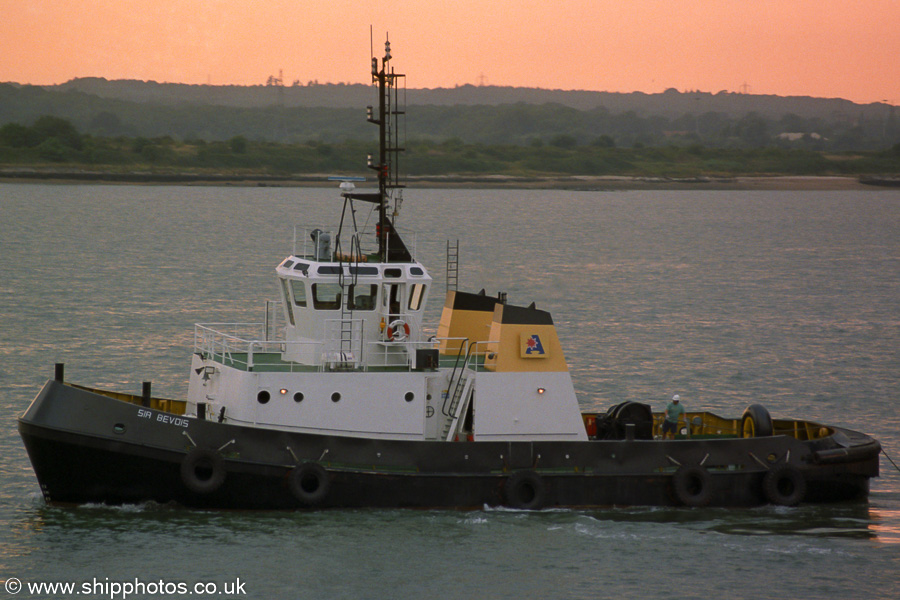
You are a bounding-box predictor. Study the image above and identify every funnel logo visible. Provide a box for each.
[523,334,546,356]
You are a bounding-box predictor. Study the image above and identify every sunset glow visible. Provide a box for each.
[2,0,898,104]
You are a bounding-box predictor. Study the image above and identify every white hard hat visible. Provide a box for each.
[672,394,680,402]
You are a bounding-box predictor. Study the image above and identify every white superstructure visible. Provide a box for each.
[184,39,587,444]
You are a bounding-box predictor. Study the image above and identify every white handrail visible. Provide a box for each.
[195,322,485,372]
[290,225,419,262]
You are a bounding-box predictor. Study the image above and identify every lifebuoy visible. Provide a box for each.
[387,319,410,342]
[504,470,546,510]
[180,447,226,494]
[763,464,806,506]
[287,462,330,505]
[741,404,774,438]
[673,465,713,507]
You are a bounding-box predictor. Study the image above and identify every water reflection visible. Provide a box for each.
[868,507,900,543]
[582,502,878,540]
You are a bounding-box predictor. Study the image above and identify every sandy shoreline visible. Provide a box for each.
[0,169,891,191]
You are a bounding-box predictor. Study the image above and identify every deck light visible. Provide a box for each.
[537,387,546,395]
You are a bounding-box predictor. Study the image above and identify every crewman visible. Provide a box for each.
[662,394,685,440]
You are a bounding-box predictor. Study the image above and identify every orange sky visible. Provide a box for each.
[2,0,898,104]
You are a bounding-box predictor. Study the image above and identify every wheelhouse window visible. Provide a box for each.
[408,283,426,311]
[290,280,307,307]
[383,283,403,316]
[279,279,295,326]
[312,283,342,310]
[348,284,377,311]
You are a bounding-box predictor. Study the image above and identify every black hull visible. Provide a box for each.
[19,381,880,510]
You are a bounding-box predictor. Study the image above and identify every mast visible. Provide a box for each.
[340,36,410,263]
[366,37,408,263]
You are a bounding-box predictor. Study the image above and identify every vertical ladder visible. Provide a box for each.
[339,293,354,359]
[336,239,359,361]
[446,239,459,293]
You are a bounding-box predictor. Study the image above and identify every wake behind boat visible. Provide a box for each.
[18,42,880,510]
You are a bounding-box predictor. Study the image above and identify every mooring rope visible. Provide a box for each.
[880,445,900,474]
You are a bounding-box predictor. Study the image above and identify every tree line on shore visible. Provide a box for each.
[4,81,899,152]
[1,115,898,178]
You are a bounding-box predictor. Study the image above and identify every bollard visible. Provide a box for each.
[141,382,151,408]
[625,423,635,441]
[55,363,65,382]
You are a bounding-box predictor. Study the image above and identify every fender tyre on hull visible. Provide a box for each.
[504,470,546,510]
[673,465,713,507]
[287,462,330,505]
[180,448,226,494]
[763,464,807,506]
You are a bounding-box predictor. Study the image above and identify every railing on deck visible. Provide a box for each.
[439,340,498,416]
[193,324,493,373]
[292,226,419,263]
[264,300,283,342]
[194,323,283,369]
[195,324,326,371]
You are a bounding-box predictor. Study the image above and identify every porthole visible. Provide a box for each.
[294,392,304,403]
[258,390,271,404]
[331,392,341,403]
[404,392,415,402]
[113,423,127,434]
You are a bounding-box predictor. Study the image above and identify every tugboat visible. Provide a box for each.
[19,42,880,509]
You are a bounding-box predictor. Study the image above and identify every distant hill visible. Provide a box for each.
[1,78,897,149]
[50,77,884,120]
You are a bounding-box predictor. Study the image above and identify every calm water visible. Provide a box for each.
[2,183,899,599]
